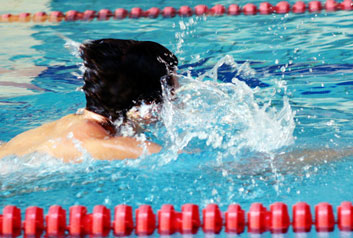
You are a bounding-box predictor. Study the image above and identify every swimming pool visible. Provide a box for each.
[1,0,353,236]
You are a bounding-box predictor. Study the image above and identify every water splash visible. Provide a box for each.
[59,34,81,58]
[153,55,296,165]
[174,16,207,62]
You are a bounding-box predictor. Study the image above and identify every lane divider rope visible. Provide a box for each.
[0,202,353,236]
[1,0,352,23]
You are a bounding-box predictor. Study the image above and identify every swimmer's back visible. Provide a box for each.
[0,111,161,162]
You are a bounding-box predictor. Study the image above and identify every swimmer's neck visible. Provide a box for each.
[76,108,117,135]
[77,108,144,136]
[76,108,108,122]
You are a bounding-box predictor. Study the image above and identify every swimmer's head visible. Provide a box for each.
[80,38,178,121]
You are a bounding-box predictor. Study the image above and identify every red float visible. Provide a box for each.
[210,4,226,16]
[228,4,241,15]
[259,2,274,14]
[202,204,222,234]
[66,10,81,21]
[315,202,335,232]
[1,14,12,22]
[145,7,160,18]
[179,6,193,17]
[225,204,245,234]
[114,9,128,19]
[194,5,209,15]
[50,11,64,22]
[46,205,66,236]
[82,10,96,21]
[276,1,291,13]
[162,7,177,18]
[113,205,133,237]
[130,8,144,18]
[292,1,307,13]
[90,205,111,236]
[243,3,258,15]
[179,204,200,234]
[69,205,88,236]
[23,206,44,237]
[158,204,179,235]
[325,0,338,11]
[309,1,323,11]
[269,202,290,233]
[338,201,353,231]
[18,13,31,22]
[98,9,112,20]
[247,203,269,233]
[33,12,47,22]
[2,206,21,237]
[135,205,156,236]
[340,0,353,10]
[292,202,312,232]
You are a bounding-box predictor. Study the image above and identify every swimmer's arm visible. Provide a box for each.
[223,148,353,176]
[279,147,353,165]
[83,137,161,160]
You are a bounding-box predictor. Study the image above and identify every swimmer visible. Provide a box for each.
[0,39,178,162]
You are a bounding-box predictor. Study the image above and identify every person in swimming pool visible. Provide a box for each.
[0,39,178,162]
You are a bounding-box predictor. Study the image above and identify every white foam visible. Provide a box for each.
[153,55,296,164]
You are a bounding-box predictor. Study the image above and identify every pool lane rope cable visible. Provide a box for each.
[1,0,352,23]
[0,202,353,236]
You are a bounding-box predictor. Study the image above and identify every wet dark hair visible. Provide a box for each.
[80,38,178,121]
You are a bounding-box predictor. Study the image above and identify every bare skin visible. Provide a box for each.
[0,109,161,162]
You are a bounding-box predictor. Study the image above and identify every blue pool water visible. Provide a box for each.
[1,0,353,236]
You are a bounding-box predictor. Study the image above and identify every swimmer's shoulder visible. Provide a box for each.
[60,113,112,140]
[0,112,162,161]
[83,136,162,160]
[0,114,81,153]
[0,115,72,157]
